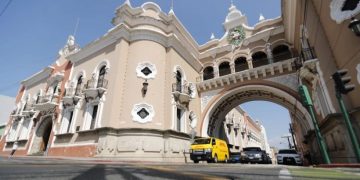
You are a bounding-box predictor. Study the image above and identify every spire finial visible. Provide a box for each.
[259,13,265,22]
[73,18,80,37]
[124,0,131,7]
[231,0,234,6]
[210,33,215,40]
[169,0,175,15]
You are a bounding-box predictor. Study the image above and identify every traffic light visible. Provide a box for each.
[298,85,313,106]
[332,69,355,94]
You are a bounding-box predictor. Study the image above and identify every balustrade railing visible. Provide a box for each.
[172,83,192,95]
[301,47,316,61]
[85,78,108,89]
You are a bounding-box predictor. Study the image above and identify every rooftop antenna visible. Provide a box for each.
[73,18,80,37]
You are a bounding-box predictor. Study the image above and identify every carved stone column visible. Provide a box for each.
[213,65,219,78]
[265,43,274,64]
[230,62,235,74]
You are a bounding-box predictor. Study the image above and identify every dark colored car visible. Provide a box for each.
[229,152,241,163]
[241,147,263,164]
[261,150,272,164]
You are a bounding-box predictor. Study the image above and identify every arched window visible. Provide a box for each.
[219,61,231,76]
[252,51,268,68]
[235,57,248,72]
[75,75,83,95]
[203,66,214,80]
[176,71,182,92]
[272,45,292,63]
[97,66,106,88]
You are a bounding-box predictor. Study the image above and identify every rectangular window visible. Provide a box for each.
[176,108,183,132]
[8,121,19,141]
[19,119,31,140]
[90,105,98,130]
[60,109,74,134]
[66,111,74,133]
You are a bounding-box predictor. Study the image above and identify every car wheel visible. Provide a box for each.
[193,160,199,164]
[225,155,228,163]
[207,160,212,163]
[213,154,218,163]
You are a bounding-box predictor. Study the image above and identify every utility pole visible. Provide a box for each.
[332,70,360,162]
[299,85,331,164]
[281,135,292,149]
[289,123,297,151]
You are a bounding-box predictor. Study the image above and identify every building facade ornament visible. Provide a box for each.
[330,0,360,23]
[58,35,80,57]
[228,26,246,46]
[136,62,157,80]
[131,103,155,124]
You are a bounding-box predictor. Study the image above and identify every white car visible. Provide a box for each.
[276,149,303,165]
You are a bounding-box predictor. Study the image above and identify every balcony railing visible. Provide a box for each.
[37,95,58,104]
[172,83,192,104]
[65,86,82,97]
[83,78,108,102]
[85,78,108,89]
[301,47,316,61]
[172,83,192,95]
[23,103,33,111]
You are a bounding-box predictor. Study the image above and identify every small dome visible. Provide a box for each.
[225,4,243,22]
[259,14,265,22]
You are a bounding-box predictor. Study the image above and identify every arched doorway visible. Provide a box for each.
[29,116,53,155]
[200,84,313,146]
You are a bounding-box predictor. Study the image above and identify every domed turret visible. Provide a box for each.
[223,3,248,32]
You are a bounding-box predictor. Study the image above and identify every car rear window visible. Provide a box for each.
[192,138,211,145]
[243,147,261,151]
[278,149,297,154]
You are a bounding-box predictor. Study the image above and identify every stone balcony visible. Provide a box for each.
[22,103,36,117]
[83,78,108,102]
[63,86,82,106]
[33,94,59,111]
[196,58,297,92]
[172,83,192,105]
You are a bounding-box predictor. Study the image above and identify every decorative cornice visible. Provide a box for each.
[21,66,53,88]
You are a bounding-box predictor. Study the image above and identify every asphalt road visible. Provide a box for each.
[0,157,358,180]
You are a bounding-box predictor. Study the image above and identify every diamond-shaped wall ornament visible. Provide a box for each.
[137,108,149,119]
[136,62,157,80]
[141,67,152,76]
[131,103,155,123]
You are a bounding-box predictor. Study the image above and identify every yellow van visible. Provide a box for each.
[190,137,229,163]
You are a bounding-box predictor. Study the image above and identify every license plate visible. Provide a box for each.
[249,157,254,159]
[197,156,201,159]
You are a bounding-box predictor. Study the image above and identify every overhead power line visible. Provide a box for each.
[0,0,13,17]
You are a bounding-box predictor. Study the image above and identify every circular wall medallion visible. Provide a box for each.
[330,0,360,23]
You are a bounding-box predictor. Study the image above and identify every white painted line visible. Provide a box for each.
[279,168,293,179]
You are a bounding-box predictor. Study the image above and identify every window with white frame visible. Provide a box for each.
[83,104,99,130]
[19,118,31,140]
[7,121,19,141]
[60,108,74,134]
[176,107,185,132]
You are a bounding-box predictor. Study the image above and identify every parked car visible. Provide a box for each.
[261,150,272,164]
[229,152,241,163]
[241,147,263,164]
[277,149,303,166]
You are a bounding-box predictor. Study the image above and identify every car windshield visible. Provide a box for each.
[278,149,298,154]
[243,147,261,151]
[192,138,211,145]
[231,152,241,156]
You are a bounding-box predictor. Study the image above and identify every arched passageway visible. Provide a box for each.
[200,84,313,146]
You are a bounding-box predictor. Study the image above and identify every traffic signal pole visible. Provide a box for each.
[307,104,331,164]
[336,91,360,162]
[299,85,331,164]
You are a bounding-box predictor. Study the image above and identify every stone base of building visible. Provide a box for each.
[95,128,191,162]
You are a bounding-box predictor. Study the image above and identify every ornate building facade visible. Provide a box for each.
[0,0,359,163]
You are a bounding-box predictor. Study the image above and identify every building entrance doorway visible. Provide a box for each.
[29,116,53,155]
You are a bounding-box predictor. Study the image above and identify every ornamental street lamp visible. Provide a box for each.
[349,17,360,36]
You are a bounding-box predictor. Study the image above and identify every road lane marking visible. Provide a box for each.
[279,168,293,179]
